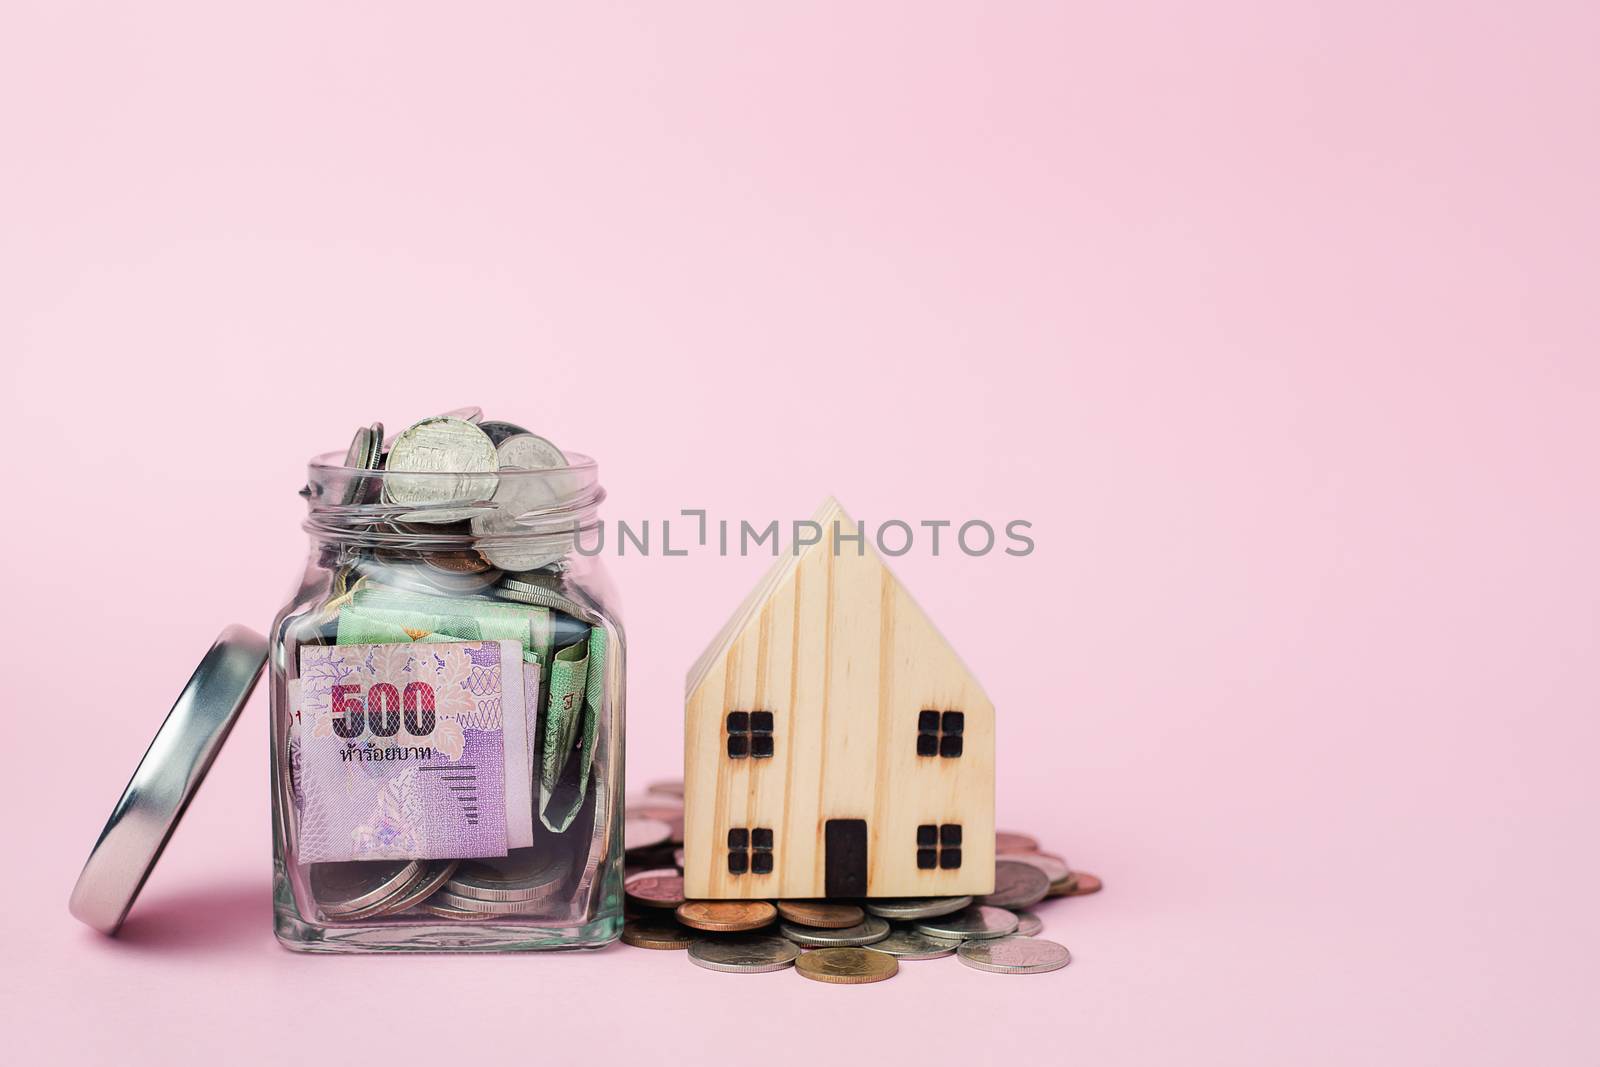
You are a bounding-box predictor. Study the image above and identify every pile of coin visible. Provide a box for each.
[308,850,580,921]
[622,781,1100,982]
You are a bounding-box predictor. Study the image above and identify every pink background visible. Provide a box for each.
[3,2,1596,1063]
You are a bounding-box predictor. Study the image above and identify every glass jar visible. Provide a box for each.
[268,448,624,952]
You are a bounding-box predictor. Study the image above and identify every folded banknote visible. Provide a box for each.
[290,640,539,864]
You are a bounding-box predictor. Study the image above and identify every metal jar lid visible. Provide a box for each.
[69,625,267,935]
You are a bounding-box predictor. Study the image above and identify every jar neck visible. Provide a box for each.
[301,452,604,553]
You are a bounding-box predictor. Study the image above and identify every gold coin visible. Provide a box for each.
[1056,871,1102,897]
[795,947,899,985]
[675,900,777,932]
[775,901,866,929]
[621,916,694,950]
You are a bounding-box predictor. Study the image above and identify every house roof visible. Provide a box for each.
[684,496,991,707]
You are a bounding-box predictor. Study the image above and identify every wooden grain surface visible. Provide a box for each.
[685,498,995,899]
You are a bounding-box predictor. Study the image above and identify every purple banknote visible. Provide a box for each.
[291,640,535,864]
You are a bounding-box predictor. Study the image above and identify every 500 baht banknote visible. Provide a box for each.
[289,640,538,864]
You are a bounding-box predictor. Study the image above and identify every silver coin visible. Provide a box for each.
[496,432,568,471]
[478,420,532,446]
[383,416,500,521]
[362,561,503,598]
[471,434,574,571]
[423,900,494,921]
[339,423,384,504]
[957,935,1072,974]
[437,405,484,423]
[341,423,383,470]
[871,927,962,960]
[1003,851,1072,884]
[914,905,1019,941]
[777,915,890,947]
[980,859,1053,909]
[447,852,569,903]
[433,890,538,916]
[865,896,972,920]
[687,935,800,974]
[369,861,461,918]
[311,860,422,917]
[1012,909,1044,937]
[625,817,672,852]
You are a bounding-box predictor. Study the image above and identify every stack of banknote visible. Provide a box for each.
[281,408,612,924]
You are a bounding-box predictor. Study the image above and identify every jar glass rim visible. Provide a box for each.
[306,449,599,478]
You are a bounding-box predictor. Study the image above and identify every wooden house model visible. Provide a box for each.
[683,498,995,900]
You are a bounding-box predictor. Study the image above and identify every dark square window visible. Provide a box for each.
[727,826,774,877]
[726,709,775,760]
[917,823,963,872]
[916,708,965,759]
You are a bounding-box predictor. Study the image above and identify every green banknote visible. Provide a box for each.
[539,625,607,832]
[538,640,588,816]
[335,605,484,645]
[345,586,553,667]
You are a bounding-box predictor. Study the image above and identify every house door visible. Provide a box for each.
[824,819,868,897]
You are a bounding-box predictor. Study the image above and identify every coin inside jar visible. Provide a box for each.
[423,900,494,921]
[311,860,422,917]
[339,422,384,504]
[383,416,500,521]
[448,851,568,903]
[369,861,461,918]
[477,420,533,446]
